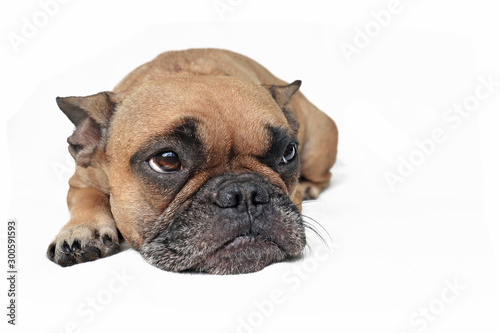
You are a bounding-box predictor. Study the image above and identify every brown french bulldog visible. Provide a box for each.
[47,48,338,274]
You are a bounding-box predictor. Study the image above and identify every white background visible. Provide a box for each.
[1,1,499,332]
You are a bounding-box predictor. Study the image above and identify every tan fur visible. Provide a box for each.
[48,48,338,267]
[113,49,338,200]
[108,77,293,247]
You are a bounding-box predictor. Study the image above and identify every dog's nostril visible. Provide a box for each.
[252,188,269,205]
[216,188,240,208]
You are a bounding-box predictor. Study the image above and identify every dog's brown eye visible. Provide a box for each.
[282,143,297,164]
[149,151,181,173]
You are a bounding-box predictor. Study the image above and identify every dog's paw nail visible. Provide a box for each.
[102,234,113,246]
[49,226,120,266]
[62,241,71,253]
[47,243,56,260]
[71,240,81,252]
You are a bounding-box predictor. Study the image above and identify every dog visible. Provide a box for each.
[46,48,338,274]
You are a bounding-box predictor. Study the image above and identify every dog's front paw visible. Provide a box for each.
[47,225,120,267]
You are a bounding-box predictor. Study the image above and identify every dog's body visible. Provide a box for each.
[47,49,338,274]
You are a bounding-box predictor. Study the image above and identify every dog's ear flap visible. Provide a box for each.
[267,80,301,108]
[56,91,116,126]
[56,92,117,167]
[264,80,302,132]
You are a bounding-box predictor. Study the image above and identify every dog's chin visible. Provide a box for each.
[187,235,287,275]
[140,234,294,275]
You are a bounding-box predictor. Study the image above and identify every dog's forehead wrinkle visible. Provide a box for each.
[117,91,279,160]
[155,117,200,145]
[111,76,293,168]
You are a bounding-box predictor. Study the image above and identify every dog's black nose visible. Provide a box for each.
[215,181,270,211]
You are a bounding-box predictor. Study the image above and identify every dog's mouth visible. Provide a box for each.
[220,233,277,251]
[141,219,304,275]
[230,235,254,244]
[221,234,259,250]
[186,233,287,275]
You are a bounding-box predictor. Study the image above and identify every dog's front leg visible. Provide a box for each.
[47,174,120,267]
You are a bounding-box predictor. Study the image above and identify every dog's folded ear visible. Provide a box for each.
[56,92,117,167]
[264,80,301,132]
[267,80,301,108]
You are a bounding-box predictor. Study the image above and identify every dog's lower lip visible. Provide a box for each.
[223,235,257,250]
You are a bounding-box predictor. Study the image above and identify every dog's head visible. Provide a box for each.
[57,76,305,274]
